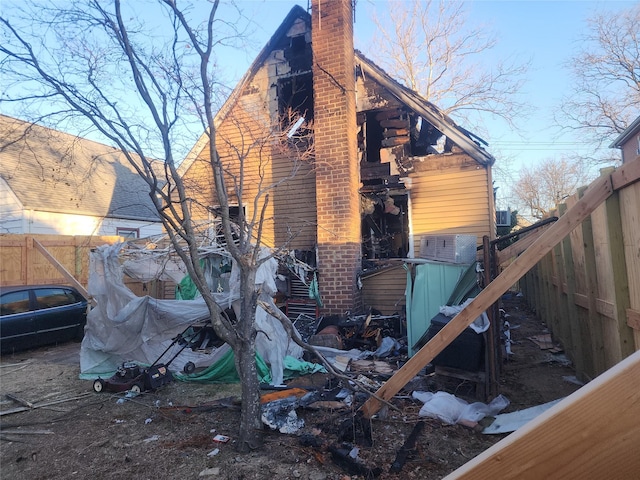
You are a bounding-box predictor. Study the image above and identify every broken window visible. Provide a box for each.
[278,73,314,138]
[208,205,245,247]
[361,193,409,260]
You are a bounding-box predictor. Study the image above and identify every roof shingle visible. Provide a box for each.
[0,115,161,221]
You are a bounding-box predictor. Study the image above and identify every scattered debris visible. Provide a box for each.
[5,393,34,409]
[412,391,509,426]
[0,429,54,435]
[389,421,425,473]
[528,334,562,353]
[259,388,308,404]
[349,359,394,375]
[1,392,93,416]
[158,396,238,414]
[328,443,382,478]
[261,396,306,434]
[482,398,564,434]
[562,375,585,386]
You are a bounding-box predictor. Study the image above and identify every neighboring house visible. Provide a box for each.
[179,0,496,315]
[0,115,163,238]
[611,115,640,164]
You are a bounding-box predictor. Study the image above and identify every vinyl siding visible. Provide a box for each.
[361,264,407,315]
[181,65,317,250]
[409,157,493,255]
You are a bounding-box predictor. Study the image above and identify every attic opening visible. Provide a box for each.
[360,108,454,166]
[361,193,409,260]
[409,115,452,156]
[283,35,312,72]
[278,73,314,136]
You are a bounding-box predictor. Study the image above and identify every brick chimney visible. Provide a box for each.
[311,0,362,315]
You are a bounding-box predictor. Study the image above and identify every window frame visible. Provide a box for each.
[116,227,140,239]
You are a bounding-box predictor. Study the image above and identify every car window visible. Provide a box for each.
[34,288,78,310]
[0,290,32,315]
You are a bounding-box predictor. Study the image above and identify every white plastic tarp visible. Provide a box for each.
[80,244,302,385]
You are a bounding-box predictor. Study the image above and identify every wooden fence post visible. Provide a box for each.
[557,203,586,379]
[619,180,640,350]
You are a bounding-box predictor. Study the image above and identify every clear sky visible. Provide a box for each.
[1,0,635,210]
[227,0,636,209]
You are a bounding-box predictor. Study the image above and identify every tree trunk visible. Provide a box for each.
[233,264,264,452]
[235,335,263,451]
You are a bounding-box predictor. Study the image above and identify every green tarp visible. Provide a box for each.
[174,349,325,384]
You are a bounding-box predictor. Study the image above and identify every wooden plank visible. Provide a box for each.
[573,292,589,309]
[602,184,635,360]
[541,253,558,341]
[25,236,33,284]
[443,349,640,479]
[553,204,579,370]
[610,155,640,190]
[561,188,602,378]
[0,392,93,416]
[619,180,640,349]
[32,239,93,304]
[361,173,615,418]
[595,298,616,318]
[591,183,629,368]
[627,308,640,331]
[558,203,586,378]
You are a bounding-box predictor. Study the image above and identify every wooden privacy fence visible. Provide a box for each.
[0,234,173,299]
[521,166,640,382]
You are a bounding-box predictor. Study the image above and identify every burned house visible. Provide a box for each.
[179,0,496,316]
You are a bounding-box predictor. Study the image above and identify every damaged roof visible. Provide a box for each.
[178,5,311,176]
[179,5,494,173]
[0,114,162,222]
[355,51,495,166]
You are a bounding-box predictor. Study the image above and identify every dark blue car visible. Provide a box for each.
[0,285,88,354]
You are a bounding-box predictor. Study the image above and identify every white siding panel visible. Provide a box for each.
[0,178,24,233]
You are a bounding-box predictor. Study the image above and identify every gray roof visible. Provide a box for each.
[610,115,640,148]
[0,115,161,222]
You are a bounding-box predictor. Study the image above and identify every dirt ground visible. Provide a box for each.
[0,294,583,480]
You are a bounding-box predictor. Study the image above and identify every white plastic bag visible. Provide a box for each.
[412,391,509,425]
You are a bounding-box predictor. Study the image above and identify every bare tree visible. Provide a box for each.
[556,3,640,164]
[0,0,314,451]
[365,0,531,133]
[513,157,591,220]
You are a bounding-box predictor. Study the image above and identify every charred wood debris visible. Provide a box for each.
[253,254,474,478]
